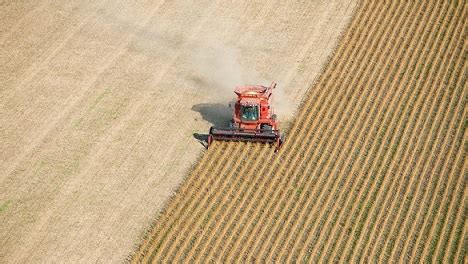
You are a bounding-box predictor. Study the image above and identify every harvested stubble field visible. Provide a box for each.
[134,0,466,262]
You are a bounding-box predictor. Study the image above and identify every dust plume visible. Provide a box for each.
[188,39,296,120]
[189,40,244,102]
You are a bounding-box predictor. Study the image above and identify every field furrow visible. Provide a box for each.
[189,145,271,261]
[150,143,241,260]
[313,1,435,260]
[337,1,444,261]
[363,2,458,261]
[240,1,394,260]
[286,2,418,260]
[392,11,466,262]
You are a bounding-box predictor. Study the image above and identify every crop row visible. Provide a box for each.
[132,1,466,262]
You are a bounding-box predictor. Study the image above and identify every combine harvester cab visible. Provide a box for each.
[208,82,284,151]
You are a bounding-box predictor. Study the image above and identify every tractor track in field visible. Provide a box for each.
[133,0,466,262]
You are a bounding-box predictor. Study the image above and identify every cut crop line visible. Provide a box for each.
[278,0,376,146]
[140,143,233,262]
[173,143,262,261]
[131,0,465,261]
[0,0,126,182]
[208,16,380,256]
[190,145,271,262]
[154,142,244,261]
[133,142,224,261]
[147,141,236,261]
[0,1,48,45]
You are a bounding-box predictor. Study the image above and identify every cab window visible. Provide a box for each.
[240,105,259,121]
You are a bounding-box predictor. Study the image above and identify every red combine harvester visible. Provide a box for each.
[208,82,284,151]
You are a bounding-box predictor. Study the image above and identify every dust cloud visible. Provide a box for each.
[188,39,296,120]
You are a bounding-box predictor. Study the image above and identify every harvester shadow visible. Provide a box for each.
[192,103,231,127]
[193,133,209,148]
[192,103,231,148]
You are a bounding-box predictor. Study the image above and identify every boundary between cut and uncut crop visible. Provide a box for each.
[127,1,362,261]
[127,146,207,262]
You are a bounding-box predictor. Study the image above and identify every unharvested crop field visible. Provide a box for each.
[134,0,466,262]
